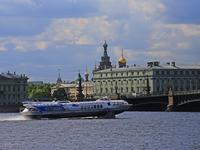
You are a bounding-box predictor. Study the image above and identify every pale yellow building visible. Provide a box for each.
[51,81,95,101]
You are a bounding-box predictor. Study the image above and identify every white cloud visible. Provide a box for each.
[35,41,48,50]
[0,16,120,52]
[44,17,117,45]
[128,0,166,20]
[150,23,200,51]
[0,0,200,66]
[146,51,172,59]
[0,46,6,52]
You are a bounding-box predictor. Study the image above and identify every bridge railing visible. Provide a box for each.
[173,90,200,96]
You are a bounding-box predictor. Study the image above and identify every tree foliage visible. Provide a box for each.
[27,84,53,100]
[52,88,68,100]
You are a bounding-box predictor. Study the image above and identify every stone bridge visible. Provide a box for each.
[124,90,200,111]
[167,90,200,112]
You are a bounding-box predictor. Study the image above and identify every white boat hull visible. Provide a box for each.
[21,99,131,119]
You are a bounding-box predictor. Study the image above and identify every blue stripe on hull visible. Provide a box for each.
[23,110,124,119]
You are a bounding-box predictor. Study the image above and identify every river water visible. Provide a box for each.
[0,112,199,150]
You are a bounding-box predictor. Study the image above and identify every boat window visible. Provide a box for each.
[28,108,36,112]
[107,102,111,106]
[72,104,79,107]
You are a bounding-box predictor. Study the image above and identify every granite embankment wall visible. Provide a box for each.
[0,104,22,113]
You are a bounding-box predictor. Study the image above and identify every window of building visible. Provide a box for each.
[3,85,6,91]
[143,80,145,84]
[121,87,123,93]
[111,88,113,93]
[192,71,195,75]
[13,86,15,91]
[180,86,183,91]
[13,94,15,99]
[8,85,11,91]
[174,80,177,84]
[131,87,134,92]
[175,86,178,91]
[167,71,170,75]
[156,86,159,91]
[131,80,133,85]
[105,88,108,93]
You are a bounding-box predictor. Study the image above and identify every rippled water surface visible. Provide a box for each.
[0,112,200,150]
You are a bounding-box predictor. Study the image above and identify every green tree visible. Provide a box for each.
[52,88,68,100]
[27,83,52,101]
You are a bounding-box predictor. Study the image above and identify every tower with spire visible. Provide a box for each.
[56,69,62,84]
[76,73,84,101]
[85,67,89,82]
[118,49,126,68]
[98,41,112,70]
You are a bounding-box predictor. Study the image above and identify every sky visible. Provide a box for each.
[0,0,200,82]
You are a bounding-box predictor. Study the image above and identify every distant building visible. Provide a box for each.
[94,41,112,71]
[56,69,63,84]
[52,82,94,101]
[93,42,200,98]
[51,70,94,101]
[93,61,200,97]
[0,71,28,105]
[28,81,43,85]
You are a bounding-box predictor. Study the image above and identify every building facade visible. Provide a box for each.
[93,61,200,98]
[0,72,28,105]
[51,81,95,101]
[51,71,95,101]
[94,41,112,71]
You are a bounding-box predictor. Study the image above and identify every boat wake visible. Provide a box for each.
[0,113,31,121]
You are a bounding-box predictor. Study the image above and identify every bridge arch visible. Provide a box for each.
[176,99,200,112]
[133,102,167,111]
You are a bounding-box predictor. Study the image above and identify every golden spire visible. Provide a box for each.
[118,49,126,65]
